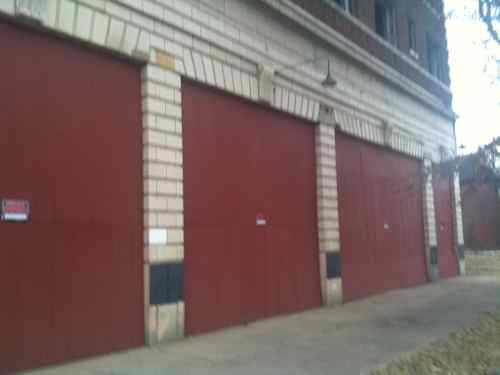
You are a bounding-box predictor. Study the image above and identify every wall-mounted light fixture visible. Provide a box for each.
[274,56,338,89]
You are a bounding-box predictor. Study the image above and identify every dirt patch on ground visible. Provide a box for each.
[371,310,500,375]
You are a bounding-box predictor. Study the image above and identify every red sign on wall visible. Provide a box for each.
[1,199,30,222]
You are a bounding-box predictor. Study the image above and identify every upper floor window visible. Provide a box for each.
[408,16,418,59]
[323,0,353,14]
[426,34,444,81]
[375,1,396,44]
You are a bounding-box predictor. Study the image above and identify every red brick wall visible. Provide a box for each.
[289,0,451,106]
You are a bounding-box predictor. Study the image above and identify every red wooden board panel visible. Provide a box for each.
[336,131,427,302]
[433,168,459,279]
[0,22,143,374]
[182,81,321,335]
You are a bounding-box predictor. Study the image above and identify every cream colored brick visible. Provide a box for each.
[106,1,131,20]
[144,163,167,178]
[319,229,339,241]
[0,0,14,14]
[143,0,163,18]
[166,197,183,211]
[165,102,182,119]
[166,134,183,149]
[144,212,158,227]
[183,48,196,78]
[157,180,178,195]
[174,90,182,104]
[143,146,156,161]
[326,279,343,305]
[223,64,234,92]
[157,148,182,165]
[177,302,185,337]
[144,129,167,146]
[233,69,242,95]
[166,229,184,244]
[136,30,151,53]
[150,34,164,50]
[203,55,215,85]
[157,213,184,227]
[146,305,158,345]
[122,24,140,54]
[166,165,183,180]
[91,12,109,45]
[144,265,150,306]
[143,113,156,129]
[145,195,168,210]
[157,303,178,342]
[156,116,177,133]
[144,179,157,194]
[157,85,175,102]
[318,220,339,231]
[319,240,340,252]
[192,51,206,82]
[143,97,164,115]
[176,182,184,196]
[213,59,225,88]
[155,245,183,262]
[75,5,93,40]
[144,65,164,82]
[58,0,76,34]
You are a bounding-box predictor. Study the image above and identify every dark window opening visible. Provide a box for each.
[375,1,396,44]
[323,0,353,14]
[426,34,445,81]
[408,17,417,51]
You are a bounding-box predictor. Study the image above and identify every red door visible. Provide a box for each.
[336,131,427,302]
[182,81,321,335]
[0,22,143,374]
[433,168,459,279]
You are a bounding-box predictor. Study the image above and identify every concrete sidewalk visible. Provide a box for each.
[22,277,500,375]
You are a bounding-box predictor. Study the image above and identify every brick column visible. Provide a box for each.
[422,158,439,281]
[316,106,342,305]
[142,63,184,344]
[452,172,466,275]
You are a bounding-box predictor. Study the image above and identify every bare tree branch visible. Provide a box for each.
[478,0,500,45]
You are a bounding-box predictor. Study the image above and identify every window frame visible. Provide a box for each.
[375,0,397,45]
[407,16,418,59]
[426,33,444,81]
[323,0,353,14]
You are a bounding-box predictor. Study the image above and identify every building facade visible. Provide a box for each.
[0,0,465,373]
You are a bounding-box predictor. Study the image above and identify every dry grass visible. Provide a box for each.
[371,310,500,375]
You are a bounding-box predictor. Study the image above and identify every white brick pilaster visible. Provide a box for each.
[316,120,342,305]
[422,158,438,281]
[452,172,466,275]
[142,63,184,345]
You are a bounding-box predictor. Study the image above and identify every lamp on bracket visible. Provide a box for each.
[274,55,338,89]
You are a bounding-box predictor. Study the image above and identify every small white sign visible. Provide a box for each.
[256,213,266,226]
[148,228,167,245]
[2,213,28,221]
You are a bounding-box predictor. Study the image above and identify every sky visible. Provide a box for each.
[444,0,500,154]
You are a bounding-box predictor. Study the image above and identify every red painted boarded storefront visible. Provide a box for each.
[336,131,428,302]
[0,22,143,374]
[182,81,322,335]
